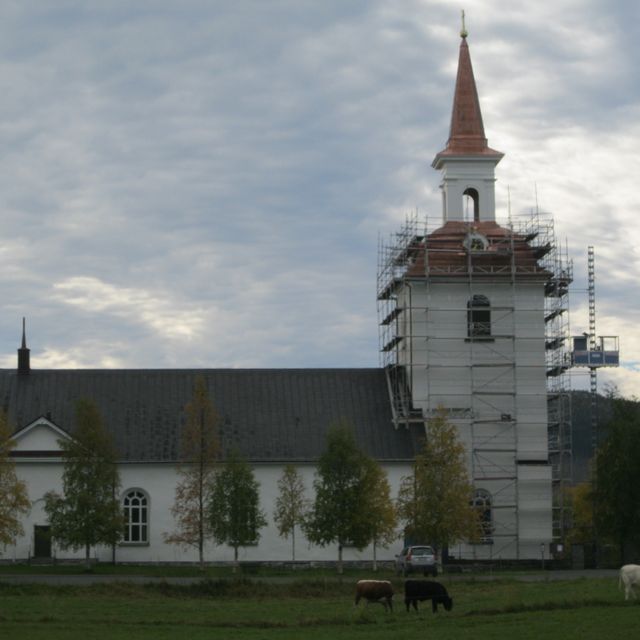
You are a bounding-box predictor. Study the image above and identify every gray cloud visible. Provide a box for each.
[0,1,637,397]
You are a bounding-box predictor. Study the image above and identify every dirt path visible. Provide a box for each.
[0,569,619,586]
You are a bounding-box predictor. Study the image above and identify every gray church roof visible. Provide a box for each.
[0,368,422,463]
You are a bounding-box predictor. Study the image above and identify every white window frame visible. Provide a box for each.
[122,488,150,545]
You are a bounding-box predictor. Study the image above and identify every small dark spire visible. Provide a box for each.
[18,317,30,376]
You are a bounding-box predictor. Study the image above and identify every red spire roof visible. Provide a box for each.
[433,33,503,164]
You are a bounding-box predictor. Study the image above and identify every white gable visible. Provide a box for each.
[12,417,71,453]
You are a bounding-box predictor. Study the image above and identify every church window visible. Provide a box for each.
[123,489,149,544]
[467,295,491,338]
[473,488,493,542]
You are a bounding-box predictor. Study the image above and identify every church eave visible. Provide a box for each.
[432,147,504,169]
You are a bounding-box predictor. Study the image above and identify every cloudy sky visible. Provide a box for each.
[0,0,637,398]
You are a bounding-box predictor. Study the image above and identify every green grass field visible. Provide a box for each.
[0,575,633,639]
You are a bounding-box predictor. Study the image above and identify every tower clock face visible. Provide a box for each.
[464,232,488,251]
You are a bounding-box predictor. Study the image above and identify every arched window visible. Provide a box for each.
[467,295,491,338]
[473,489,493,542]
[123,489,149,544]
[463,187,480,222]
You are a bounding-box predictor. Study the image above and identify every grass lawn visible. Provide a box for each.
[0,575,632,639]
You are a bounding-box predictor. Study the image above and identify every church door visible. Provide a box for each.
[34,525,52,558]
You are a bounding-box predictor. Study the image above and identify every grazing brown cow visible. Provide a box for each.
[354,579,394,612]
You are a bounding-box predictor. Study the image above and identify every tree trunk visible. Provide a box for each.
[337,543,343,575]
[197,487,204,570]
[233,545,239,574]
[292,527,296,562]
[198,409,205,571]
[85,543,91,571]
[373,540,378,572]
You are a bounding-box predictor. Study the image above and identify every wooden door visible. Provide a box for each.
[34,525,52,558]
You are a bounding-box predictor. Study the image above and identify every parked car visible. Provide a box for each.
[395,545,438,576]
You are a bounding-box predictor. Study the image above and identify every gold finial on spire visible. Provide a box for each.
[460,9,468,39]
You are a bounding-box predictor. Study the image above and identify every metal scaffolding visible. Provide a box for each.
[536,213,573,540]
[377,209,573,555]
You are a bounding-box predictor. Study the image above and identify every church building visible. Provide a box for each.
[377,26,572,560]
[2,28,571,564]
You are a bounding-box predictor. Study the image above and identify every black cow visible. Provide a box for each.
[404,580,453,613]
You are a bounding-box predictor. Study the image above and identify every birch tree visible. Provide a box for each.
[397,408,480,554]
[304,421,371,574]
[593,395,640,561]
[273,464,308,561]
[361,458,397,571]
[164,376,220,568]
[565,482,594,545]
[0,412,30,549]
[44,399,122,569]
[209,450,267,571]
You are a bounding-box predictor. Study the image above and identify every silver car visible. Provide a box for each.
[395,545,438,576]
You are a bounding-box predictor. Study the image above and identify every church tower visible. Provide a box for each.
[432,25,503,224]
[378,26,572,559]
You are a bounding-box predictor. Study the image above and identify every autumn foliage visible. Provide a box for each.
[0,412,30,549]
[397,408,480,552]
[164,376,220,567]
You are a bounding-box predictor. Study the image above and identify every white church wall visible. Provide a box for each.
[7,446,554,563]
[6,459,410,564]
[517,425,550,460]
[438,159,499,222]
[7,460,68,562]
[389,260,552,560]
[517,464,553,549]
[13,423,68,452]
